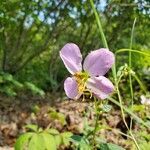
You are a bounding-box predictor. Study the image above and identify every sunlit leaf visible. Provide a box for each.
[47,128,59,135]
[28,134,44,150]
[15,132,33,150]
[41,132,57,150]
[61,132,73,146]
[25,124,38,132]
[99,143,125,150]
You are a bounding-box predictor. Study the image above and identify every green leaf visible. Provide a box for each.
[61,132,73,138]
[49,111,66,125]
[3,86,17,96]
[70,135,91,149]
[31,105,40,113]
[41,132,57,150]
[131,105,145,112]
[28,133,44,150]
[71,135,83,143]
[24,82,45,96]
[102,104,112,112]
[61,132,73,146]
[11,80,23,88]
[54,135,62,147]
[15,132,33,150]
[4,73,13,81]
[99,143,125,150]
[0,76,3,83]
[79,140,91,150]
[25,124,38,132]
[107,143,125,150]
[115,49,150,57]
[47,128,59,135]
[140,142,150,150]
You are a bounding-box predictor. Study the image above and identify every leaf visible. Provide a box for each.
[139,142,150,150]
[47,128,59,135]
[4,73,13,81]
[102,104,112,112]
[61,132,73,146]
[131,105,145,112]
[79,140,91,150]
[99,143,125,150]
[49,111,66,125]
[71,135,83,143]
[54,135,62,147]
[0,76,3,83]
[61,132,73,138]
[15,132,33,150]
[24,82,45,96]
[107,143,125,150]
[16,131,57,150]
[31,105,40,113]
[25,124,38,132]
[28,133,44,150]
[12,80,23,88]
[70,135,91,149]
[41,132,57,150]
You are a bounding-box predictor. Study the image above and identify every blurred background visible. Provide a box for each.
[0,0,149,97]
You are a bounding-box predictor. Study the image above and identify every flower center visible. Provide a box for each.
[73,72,89,93]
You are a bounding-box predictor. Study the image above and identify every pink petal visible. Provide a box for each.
[60,43,82,74]
[83,48,115,76]
[64,77,81,99]
[86,76,114,99]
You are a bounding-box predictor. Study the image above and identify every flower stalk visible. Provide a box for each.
[89,0,140,149]
[92,97,100,147]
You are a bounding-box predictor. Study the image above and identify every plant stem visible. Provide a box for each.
[90,1,141,149]
[133,73,147,93]
[129,18,136,130]
[92,97,100,148]
[115,49,150,57]
[89,0,108,48]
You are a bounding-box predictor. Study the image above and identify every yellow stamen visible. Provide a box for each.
[73,72,89,93]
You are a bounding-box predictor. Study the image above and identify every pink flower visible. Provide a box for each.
[60,43,115,100]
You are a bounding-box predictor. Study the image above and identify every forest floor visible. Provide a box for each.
[0,93,149,150]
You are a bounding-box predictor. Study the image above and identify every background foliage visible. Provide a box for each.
[0,0,149,95]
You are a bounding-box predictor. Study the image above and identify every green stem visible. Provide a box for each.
[92,97,100,148]
[115,49,150,57]
[89,0,108,48]
[133,73,147,93]
[129,18,136,130]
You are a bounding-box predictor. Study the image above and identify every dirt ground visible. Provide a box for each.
[0,93,148,149]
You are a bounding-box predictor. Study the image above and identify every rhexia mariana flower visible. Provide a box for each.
[60,43,115,100]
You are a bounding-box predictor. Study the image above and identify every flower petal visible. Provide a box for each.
[83,48,115,76]
[64,77,81,99]
[86,76,114,99]
[60,43,82,74]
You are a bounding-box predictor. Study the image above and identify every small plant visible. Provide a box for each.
[0,72,45,97]
[24,82,45,97]
[15,124,72,150]
[70,116,125,150]
[0,72,23,96]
